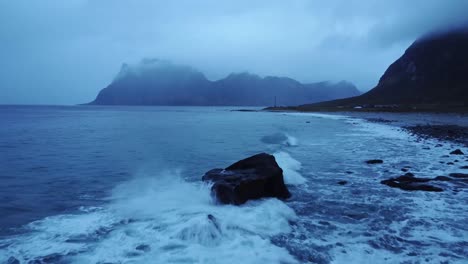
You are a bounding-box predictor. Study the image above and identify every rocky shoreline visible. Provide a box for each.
[402,125,468,147]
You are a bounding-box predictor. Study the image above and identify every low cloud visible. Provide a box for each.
[1,0,467,104]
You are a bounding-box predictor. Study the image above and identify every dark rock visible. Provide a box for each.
[381,174,443,192]
[450,149,464,155]
[449,173,468,178]
[345,171,353,174]
[401,168,409,172]
[433,176,452,181]
[202,153,291,205]
[366,159,383,164]
[136,244,151,252]
[447,162,454,165]
[366,118,394,123]
[338,180,348,185]
[460,166,468,169]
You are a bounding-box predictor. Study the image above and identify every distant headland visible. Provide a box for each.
[87,59,360,106]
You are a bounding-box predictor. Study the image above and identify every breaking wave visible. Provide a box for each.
[0,170,298,264]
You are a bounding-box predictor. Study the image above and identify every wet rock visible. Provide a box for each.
[433,176,452,181]
[401,168,409,172]
[381,173,443,192]
[403,125,468,147]
[366,159,383,164]
[450,149,464,155]
[202,153,291,205]
[136,244,151,252]
[338,180,348,185]
[449,173,468,178]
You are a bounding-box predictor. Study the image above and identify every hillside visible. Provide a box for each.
[88,59,360,106]
[293,27,468,112]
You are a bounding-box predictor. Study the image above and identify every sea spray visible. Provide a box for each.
[1,170,298,264]
[261,132,298,147]
[273,152,307,185]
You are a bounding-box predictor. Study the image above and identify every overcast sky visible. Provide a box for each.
[1,0,468,104]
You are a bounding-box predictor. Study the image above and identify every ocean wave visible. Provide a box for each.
[261,132,298,147]
[0,170,298,264]
[273,152,307,185]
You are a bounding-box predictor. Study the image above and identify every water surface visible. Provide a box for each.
[0,106,466,263]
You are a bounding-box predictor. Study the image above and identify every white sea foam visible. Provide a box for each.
[274,151,307,185]
[285,134,298,147]
[0,170,298,264]
[283,112,348,120]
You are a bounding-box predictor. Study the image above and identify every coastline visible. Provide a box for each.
[263,108,468,147]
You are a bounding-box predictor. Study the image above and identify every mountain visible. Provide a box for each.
[88,59,360,106]
[296,27,468,110]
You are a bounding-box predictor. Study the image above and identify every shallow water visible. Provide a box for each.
[0,106,467,263]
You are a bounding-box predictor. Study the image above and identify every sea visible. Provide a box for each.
[0,105,466,264]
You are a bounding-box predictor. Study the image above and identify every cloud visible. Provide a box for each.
[1,0,467,104]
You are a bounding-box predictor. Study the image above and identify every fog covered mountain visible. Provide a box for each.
[299,27,468,109]
[89,59,360,106]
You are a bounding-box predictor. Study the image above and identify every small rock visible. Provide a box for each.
[381,174,443,192]
[449,173,468,178]
[401,168,409,172]
[460,166,468,169]
[345,171,353,174]
[366,159,383,164]
[136,244,151,252]
[450,149,464,155]
[433,176,452,181]
[338,180,348,185]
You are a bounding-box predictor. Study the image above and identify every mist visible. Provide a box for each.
[1,0,468,105]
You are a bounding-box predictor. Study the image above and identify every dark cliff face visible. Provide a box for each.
[305,28,468,108]
[89,60,360,106]
[362,28,468,104]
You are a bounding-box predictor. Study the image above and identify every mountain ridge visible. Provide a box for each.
[88,60,360,106]
[292,27,468,111]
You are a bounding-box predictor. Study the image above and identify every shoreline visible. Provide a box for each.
[262,108,468,147]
